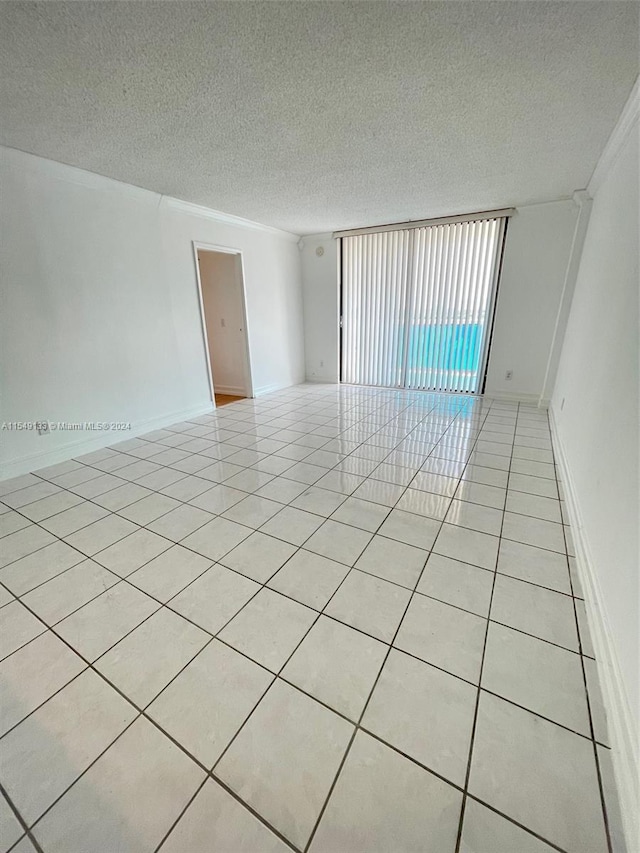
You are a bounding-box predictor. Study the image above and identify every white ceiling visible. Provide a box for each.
[1,2,637,235]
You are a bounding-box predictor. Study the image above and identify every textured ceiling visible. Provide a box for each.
[1,1,638,235]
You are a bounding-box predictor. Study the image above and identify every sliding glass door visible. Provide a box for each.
[340,214,508,393]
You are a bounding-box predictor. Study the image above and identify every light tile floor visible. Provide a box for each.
[0,384,625,853]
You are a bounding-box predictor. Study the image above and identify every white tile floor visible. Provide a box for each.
[0,383,625,853]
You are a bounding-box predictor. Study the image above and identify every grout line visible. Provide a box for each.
[550,424,614,853]
[0,389,595,852]
[0,399,549,660]
[463,793,568,853]
[1,412,476,593]
[204,544,378,783]
[26,713,145,837]
[1,467,568,581]
[302,402,495,852]
[454,400,519,853]
[1,571,293,842]
[0,781,46,853]
[150,777,210,853]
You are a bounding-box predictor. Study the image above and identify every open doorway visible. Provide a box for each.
[193,243,253,406]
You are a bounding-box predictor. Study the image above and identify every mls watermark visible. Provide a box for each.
[1,421,132,432]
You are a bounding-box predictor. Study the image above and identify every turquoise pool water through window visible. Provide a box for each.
[407,322,482,374]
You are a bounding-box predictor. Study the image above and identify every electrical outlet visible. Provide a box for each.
[505,370,513,381]
[37,421,50,436]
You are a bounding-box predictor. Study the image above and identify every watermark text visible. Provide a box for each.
[1,421,132,432]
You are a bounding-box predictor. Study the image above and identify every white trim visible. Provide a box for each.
[482,390,550,407]
[1,145,300,241]
[298,232,334,247]
[512,197,575,211]
[167,197,299,241]
[192,242,255,402]
[234,252,256,399]
[1,145,156,202]
[589,76,640,196]
[539,190,593,406]
[0,402,214,481]
[252,382,294,397]
[333,207,515,238]
[213,386,245,396]
[550,407,639,852]
[305,374,340,384]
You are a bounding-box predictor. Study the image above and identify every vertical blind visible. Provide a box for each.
[340,214,508,393]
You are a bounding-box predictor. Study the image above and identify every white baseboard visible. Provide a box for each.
[252,381,296,397]
[305,374,340,384]
[550,407,638,851]
[483,389,550,407]
[0,401,215,481]
[213,385,245,397]
[316,383,550,406]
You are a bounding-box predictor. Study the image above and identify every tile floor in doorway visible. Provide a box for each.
[0,384,624,853]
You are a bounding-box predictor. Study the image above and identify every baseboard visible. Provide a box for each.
[550,406,638,851]
[483,389,549,407]
[303,380,550,402]
[213,385,245,396]
[305,375,339,384]
[252,381,296,397]
[0,401,215,481]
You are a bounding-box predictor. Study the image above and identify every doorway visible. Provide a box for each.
[193,243,253,406]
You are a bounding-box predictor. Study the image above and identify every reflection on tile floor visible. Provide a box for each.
[0,383,624,852]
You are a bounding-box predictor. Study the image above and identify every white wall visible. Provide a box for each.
[301,234,340,382]
[0,147,305,478]
[198,250,248,396]
[551,89,638,845]
[300,201,579,399]
[484,200,579,401]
